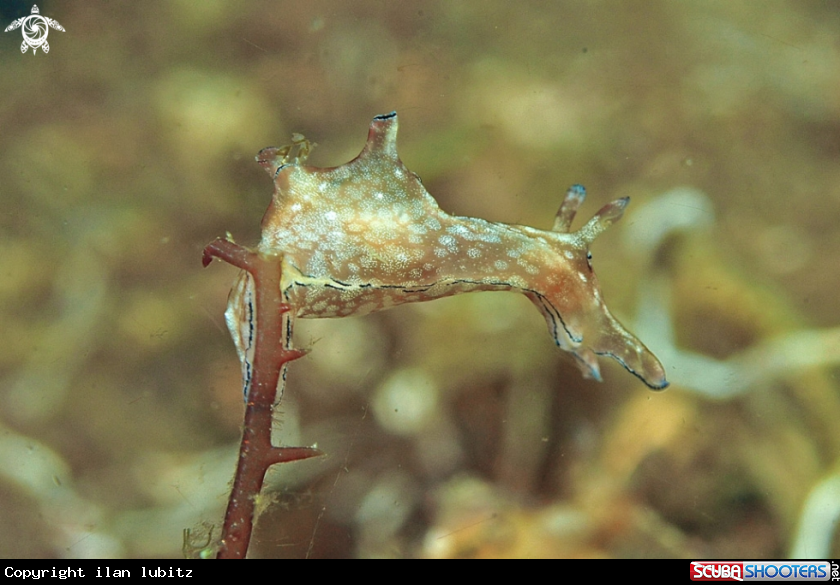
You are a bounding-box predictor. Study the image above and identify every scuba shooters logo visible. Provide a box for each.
[690,561,835,581]
[4,5,65,54]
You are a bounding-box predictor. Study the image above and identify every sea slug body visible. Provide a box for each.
[225,112,668,395]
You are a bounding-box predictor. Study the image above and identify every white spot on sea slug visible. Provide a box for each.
[494,260,508,270]
[356,302,378,315]
[439,234,457,250]
[564,251,574,260]
[325,210,337,221]
[447,224,472,238]
[467,248,481,259]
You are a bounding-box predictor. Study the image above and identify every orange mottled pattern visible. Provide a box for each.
[226,113,667,392]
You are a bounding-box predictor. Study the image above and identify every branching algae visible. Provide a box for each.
[203,111,667,558]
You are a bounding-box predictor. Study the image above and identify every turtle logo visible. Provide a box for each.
[4,5,65,55]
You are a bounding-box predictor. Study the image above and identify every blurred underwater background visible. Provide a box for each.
[1,0,840,558]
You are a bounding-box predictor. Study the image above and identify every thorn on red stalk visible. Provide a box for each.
[202,238,256,272]
[202,250,213,268]
[281,348,309,363]
[268,446,324,466]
